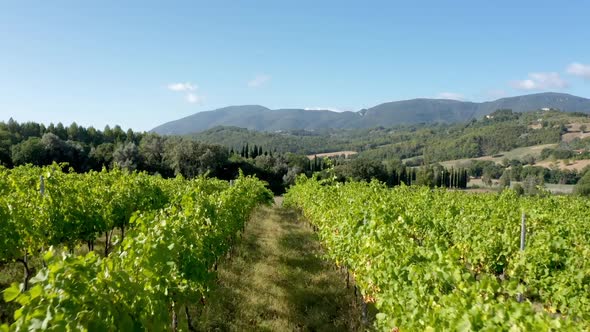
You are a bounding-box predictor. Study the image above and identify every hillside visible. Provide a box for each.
[152,105,361,135]
[152,93,590,134]
[190,109,590,167]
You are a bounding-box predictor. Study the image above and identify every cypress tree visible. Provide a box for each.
[252,145,258,158]
[400,167,407,185]
[464,169,469,188]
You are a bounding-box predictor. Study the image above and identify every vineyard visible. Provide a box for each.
[2,165,590,331]
[0,164,273,330]
[284,176,590,331]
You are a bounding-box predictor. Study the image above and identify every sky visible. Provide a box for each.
[1,1,590,131]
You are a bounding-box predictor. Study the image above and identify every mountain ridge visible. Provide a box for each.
[152,92,590,135]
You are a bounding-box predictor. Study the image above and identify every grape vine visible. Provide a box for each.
[1,165,272,330]
[284,176,590,331]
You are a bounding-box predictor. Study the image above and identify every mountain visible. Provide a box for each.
[151,93,590,135]
[152,105,361,135]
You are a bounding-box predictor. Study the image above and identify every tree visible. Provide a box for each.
[283,152,308,171]
[63,140,86,170]
[499,169,511,188]
[0,129,12,166]
[7,118,20,136]
[86,126,101,146]
[252,145,259,158]
[11,137,46,165]
[41,133,67,159]
[414,166,434,187]
[103,125,114,143]
[335,158,387,183]
[197,144,229,175]
[574,171,590,196]
[164,139,228,178]
[512,183,525,196]
[283,166,302,186]
[481,173,492,186]
[67,122,80,141]
[521,155,536,165]
[21,122,43,139]
[126,129,135,143]
[112,125,126,143]
[580,124,587,133]
[89,143,114,169]
[54,122,67,140]
[139,134,168,175]
[254,155,276,172]
[522,174,543,195]
[113,142,139,171]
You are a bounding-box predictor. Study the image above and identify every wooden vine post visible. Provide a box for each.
[517,212,526,303]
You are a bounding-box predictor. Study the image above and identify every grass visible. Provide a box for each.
[437,143,558,168]
[540,183,574,194]
[192,201,366,331]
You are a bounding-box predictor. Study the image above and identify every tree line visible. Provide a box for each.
[0,119,316,193]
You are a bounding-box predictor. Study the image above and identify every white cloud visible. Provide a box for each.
[247,74,271,88]
[185,93,204,104]
[167,82,197,91]
[566,62,590,79]
[436,92,465,101]
[167,82,204,104]
[511,72,568,90]
[304,107,347,112]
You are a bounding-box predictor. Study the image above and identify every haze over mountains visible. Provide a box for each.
[152,92,590,135]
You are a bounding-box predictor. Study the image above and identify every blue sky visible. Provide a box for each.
[1,1,589,131]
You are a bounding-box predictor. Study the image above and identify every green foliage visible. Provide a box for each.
[285,178,590,330]
[574,171,590,196]
[10,137,45,166]
[499,169,511,188]
[512,183,525,195]
[1,169,272,330]
[112,142,139,170]
[541,147,574,160]
[334,158,387,183]
[522,175,545,196]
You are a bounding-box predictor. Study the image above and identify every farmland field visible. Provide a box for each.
[285,176,590,331]
[2,165,590,331]
[0,164,273,330]
[437,144,558,169]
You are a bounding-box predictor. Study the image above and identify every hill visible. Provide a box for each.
[190,109,589,166]
[152,105,361,135]
[152,93,590,134]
